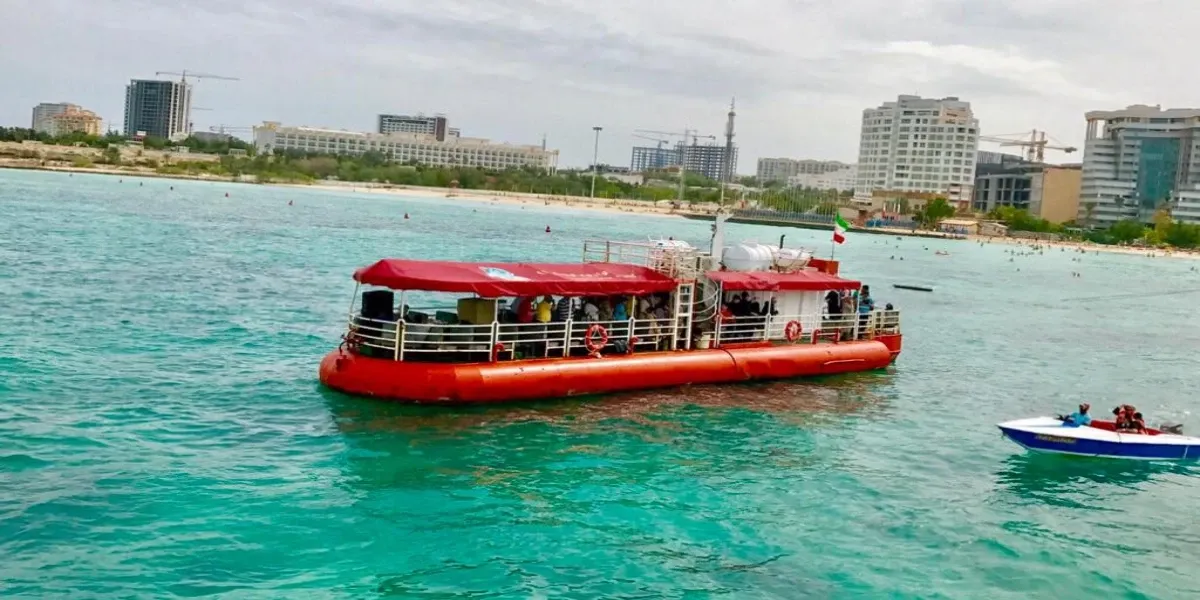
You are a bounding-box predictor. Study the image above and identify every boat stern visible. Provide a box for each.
[875,333,902,363]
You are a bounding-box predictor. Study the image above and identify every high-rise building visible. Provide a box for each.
[855,95,979,204]
[31,102,75,133]
[630,146,679,172]
[124,79,192,140]
[757,158,849,183]
[377,114,460,141]
[1079,104,1200,226]
[678,142,736,182]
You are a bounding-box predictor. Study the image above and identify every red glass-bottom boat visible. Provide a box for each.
[320,216,902,404]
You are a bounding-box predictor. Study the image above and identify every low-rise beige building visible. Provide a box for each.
[1030,166,1082,224]
[47,107,103,137]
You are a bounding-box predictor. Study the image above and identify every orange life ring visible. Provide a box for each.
[784,320,802,342]
[585,324,609,353]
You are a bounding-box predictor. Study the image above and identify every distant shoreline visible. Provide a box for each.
[0,161,695,220]
[5,162,1200,260]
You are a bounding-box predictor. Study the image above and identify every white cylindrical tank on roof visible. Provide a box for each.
[721,243,774,271]
[651,239,694,251]
[772,247,812,271]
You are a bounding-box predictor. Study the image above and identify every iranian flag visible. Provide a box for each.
[833,214,850,244]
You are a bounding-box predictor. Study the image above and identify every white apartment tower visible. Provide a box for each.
[31,102,76,133]
[855,95,979,203]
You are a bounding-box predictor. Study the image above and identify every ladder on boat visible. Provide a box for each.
[673,282,694,350]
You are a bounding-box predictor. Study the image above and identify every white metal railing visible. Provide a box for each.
[581,239,701,279]
[714,310,902,346]
[345,310,901,361]
[345,315,684,361]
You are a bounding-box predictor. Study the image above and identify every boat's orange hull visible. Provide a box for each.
[319,335,901,404]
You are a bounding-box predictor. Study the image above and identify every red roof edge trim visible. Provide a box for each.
[706,270,861,292]
[353,259,679,297]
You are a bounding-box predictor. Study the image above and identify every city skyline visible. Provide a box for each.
[0,0,1189,168]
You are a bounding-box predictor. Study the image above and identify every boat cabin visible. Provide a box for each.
[340,238,901,364]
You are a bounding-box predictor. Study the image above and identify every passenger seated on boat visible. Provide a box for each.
[582,298,600,321]
[535,295,554,324]
[1126,412,1148,434]
[1113,405,1143,432]
[825,290,842,319]
[727,294,744,318]
[516,297,535,324]
[857,286,876,339]
[760,298,778,317]
[744,293,761,317]
[613,296,628,321]
[554,296,573,322]
[1059,403,1092,427]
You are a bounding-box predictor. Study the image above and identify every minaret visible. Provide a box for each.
[723,97,736,184]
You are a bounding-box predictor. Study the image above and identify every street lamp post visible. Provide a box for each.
[590,126,603,198]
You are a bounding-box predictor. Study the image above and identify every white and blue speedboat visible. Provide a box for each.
[998,417,1200,461]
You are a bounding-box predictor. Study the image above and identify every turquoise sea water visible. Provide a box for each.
[2,169,1199,599]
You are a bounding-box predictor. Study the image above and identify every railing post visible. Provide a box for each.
[394,319,404,361]
[563,318,572,356]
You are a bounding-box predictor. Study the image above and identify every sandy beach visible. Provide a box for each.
[967,233,1200,260]
[281,180,701,219]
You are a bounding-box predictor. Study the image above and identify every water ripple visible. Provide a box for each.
[2,170,1199,599]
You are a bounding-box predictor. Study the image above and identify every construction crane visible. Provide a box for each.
[633,133,671,150]
[209,125,253,134]
[155,70,240,83]
[978,129,1077,163]
[635,129,717,145]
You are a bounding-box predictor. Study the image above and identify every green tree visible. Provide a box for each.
[101,146,121,165]
[914,197,954,228]
[1108,219,1146,244]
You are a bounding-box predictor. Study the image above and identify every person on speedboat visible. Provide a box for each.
[1112,404,1135,430]
[1117,411,1148,434]
[1058,403,1092,427]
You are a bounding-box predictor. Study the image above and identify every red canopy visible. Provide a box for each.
[706,269,861,292]
[354,259,679,297]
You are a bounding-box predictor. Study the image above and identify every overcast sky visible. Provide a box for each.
[2,0,1195,170]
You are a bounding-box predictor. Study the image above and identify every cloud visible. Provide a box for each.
[0,0,1188,167]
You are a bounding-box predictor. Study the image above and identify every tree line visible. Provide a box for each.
[987,205,1200,248]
